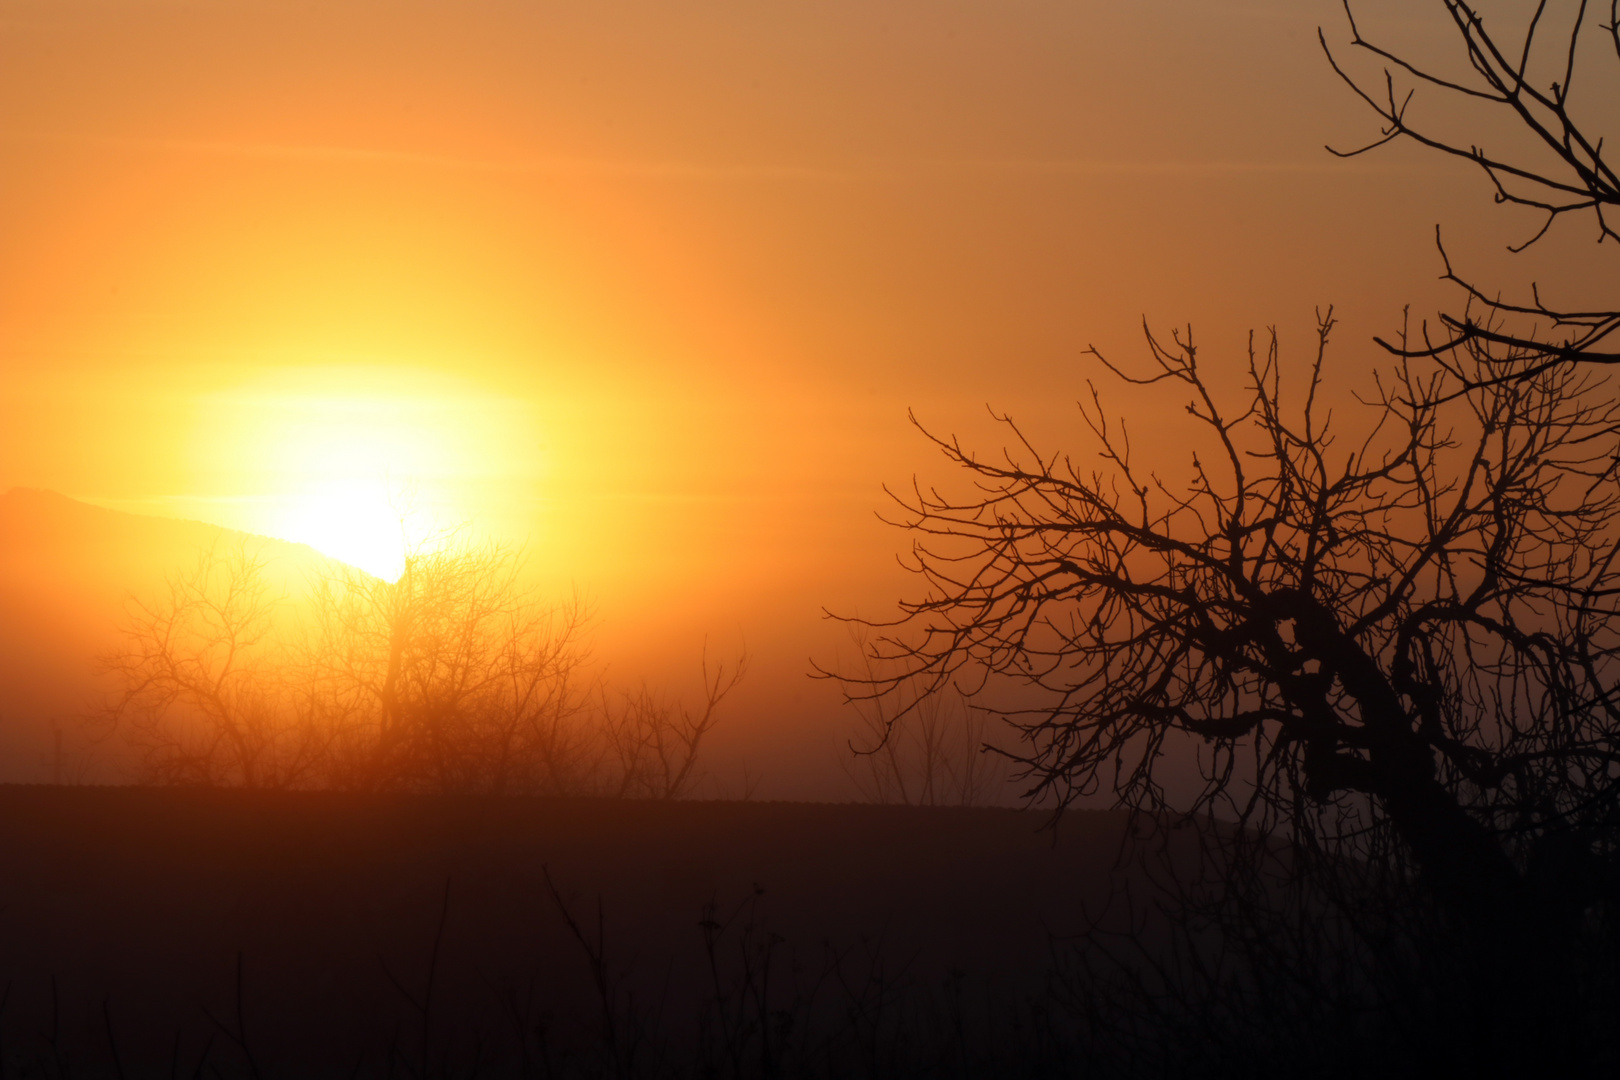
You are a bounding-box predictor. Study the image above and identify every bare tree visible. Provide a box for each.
[603,649,748,800]
[98,536,747,801]
[842,306,1620,1070]
[303,539,596,795]
[1324,1,1620,386]
[838,626,1004,808]
[827,3,1620,1071]
[96,541,330,788]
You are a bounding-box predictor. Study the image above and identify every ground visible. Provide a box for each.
[0,786,1128,1073]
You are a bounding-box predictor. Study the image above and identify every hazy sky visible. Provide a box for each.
[4,0,1614,792]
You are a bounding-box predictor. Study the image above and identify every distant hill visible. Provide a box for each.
[0,489,353,782]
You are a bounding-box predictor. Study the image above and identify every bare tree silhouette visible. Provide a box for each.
[96,540,331,788]
[97,537,745,800]
[303,540,597,795]
[838,626,1004,808]
[602,649,748,800]
[1324,1,1620,387]
[838,305,1620,1070]
[821,6,1620,1068]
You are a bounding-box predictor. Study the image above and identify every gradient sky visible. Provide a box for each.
[3,0,1614,793]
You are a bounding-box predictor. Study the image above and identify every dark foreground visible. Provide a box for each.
[0,786,1129,1078]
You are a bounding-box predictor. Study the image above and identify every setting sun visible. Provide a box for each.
[183,367,539,580]
[272,479,409,581]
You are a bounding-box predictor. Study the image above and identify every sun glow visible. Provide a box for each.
[275,479,412,581]
[186,367,538,581]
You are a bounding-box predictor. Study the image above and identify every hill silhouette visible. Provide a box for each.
[0,489,355,782]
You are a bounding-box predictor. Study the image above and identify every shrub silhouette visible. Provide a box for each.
[99,539,742,798]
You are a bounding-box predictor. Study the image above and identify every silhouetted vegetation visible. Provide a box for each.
[96,541,334,789]
[1326,0,1620,383]
[0,787,1130,1080]
[0,888,1078,1080]
[1328,1,1620,380]
[96,540,743,798]
[830,3,1620,1075]
[837,627,1007,807]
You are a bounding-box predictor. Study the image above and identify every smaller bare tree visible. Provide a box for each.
[303,539,596,795]
[603,649,748,800]
[99,537,745,801]
[836,626,1005,807]
[96,540,331,788]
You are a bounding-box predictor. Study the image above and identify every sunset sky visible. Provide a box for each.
[3,0,1612,792]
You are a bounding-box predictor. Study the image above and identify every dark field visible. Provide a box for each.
[0,787,1127,1076]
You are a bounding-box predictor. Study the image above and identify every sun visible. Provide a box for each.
[256,398,439,580]
[276,478,412,581]
[189,366,534,581]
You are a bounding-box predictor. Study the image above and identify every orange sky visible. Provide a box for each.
[3,0,1615,793]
